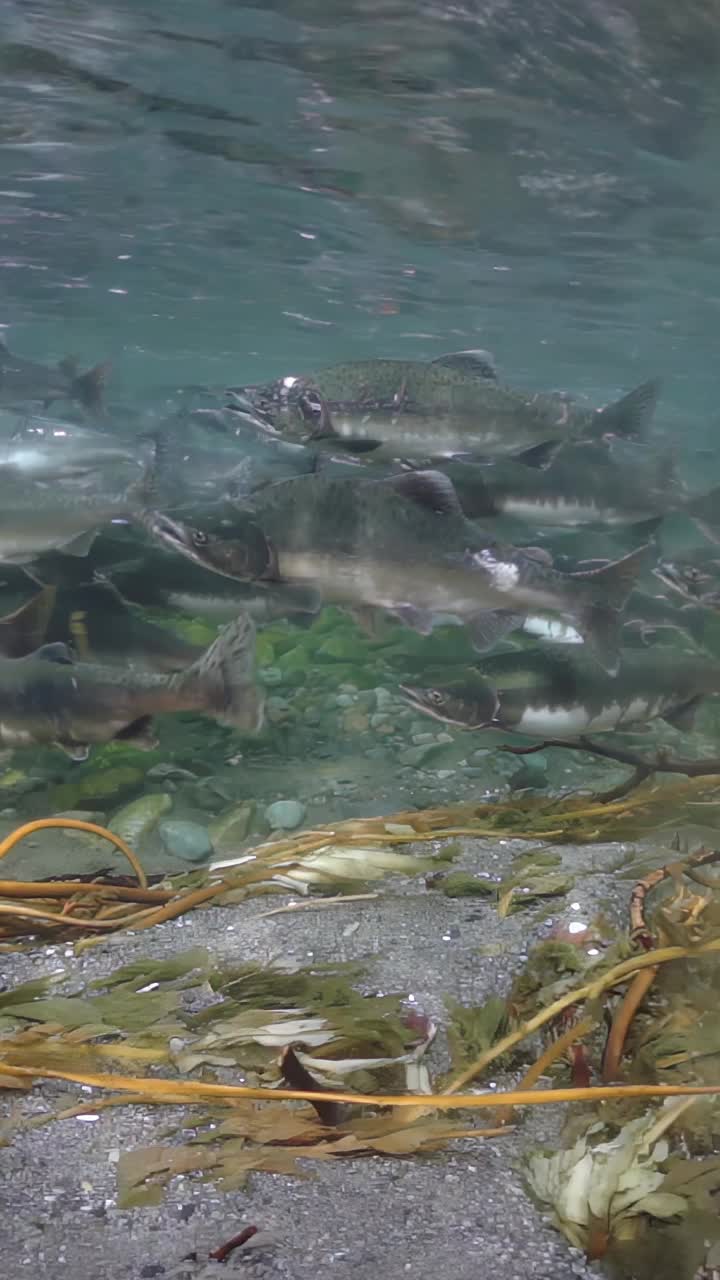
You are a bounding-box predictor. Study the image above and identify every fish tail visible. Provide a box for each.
[590,378,660,440]
[566,543,650,673]
[179,614,264,731]
[71,360,112,412]
[685,485,720,545]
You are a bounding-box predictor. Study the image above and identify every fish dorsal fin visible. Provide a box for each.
[58,354,80,379]
[71,360,111,412]
[385,469,463,516]
[31,641,74,665]
[431,349,497,381]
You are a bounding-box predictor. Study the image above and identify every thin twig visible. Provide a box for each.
[2,1060,720,1112]
[259,892,379,918]
[602,967,659,1083]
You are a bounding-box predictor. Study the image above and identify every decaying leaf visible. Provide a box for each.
[116,1104,494,1208]
[525,1110,689,1259]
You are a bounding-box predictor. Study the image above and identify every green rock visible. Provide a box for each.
[159,820,212,863]
[437,872,497,899]
[110,793,173,847]
[255,634,276,666]
[209,801,257,851]
[49,766,146,811]
[278,645,310,673]
[316,633,371,664]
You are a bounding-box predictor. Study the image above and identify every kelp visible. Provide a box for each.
[5,779,720,947]
[2,818,720,1275]
[0,952,429,1096]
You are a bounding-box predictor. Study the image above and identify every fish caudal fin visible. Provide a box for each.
[685,485,720,545]
[0,585,56,657]
[591,378,660,440]
[180,614,264,731]
[71,360,111,412]
[568,544,650,673]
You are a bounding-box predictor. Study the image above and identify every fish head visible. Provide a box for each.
[399,680,499,729]
[147,512,276,582]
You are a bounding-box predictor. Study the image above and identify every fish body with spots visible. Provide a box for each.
[234,355,658,460]
[150,468,647,671]
[400,646,720,739]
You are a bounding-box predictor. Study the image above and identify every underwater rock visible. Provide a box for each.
[399,743,438,767]
[147,763,199,782]
[342,708,370,733]
[276,645,309,675]
[209,801,257,850]
[49,766,146,812]
[432,871,497,898]
[159,819,213,863]
[110,793,173,847]
[315,633,372,664]
[55,809,107,835]
[265,799,306,830]
[260,666,283,687]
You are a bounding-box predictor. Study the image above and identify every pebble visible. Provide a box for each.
[209,801,256,850]
[111,793,172,847]
[411,732,435,745]
[260,666,283,687]
[374,686,393,710]
[159,820,213,863]
[343,709,370,733]
[265,799,306,830]
[399,743,437,767]
[336,693,355,707]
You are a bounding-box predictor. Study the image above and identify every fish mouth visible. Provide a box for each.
[147,511,276,583]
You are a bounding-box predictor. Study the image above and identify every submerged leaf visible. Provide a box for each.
[445,996,508,1073]
[91,948,211,991]
[525,1111,689,1258]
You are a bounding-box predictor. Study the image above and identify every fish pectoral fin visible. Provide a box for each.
[469,610,525,652]
[662,696,705,732]
[59,529,97,557]
[385,469,463,516]
[430,349,497,381]
[576,604,622,675]
[328,436,383,454]
[388,604,435,634]
[54,738,90,762]
[113,715,158,750]
[31,641,75,665]
[513,440,564,469]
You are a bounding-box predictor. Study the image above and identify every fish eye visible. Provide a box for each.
[192,529,209,547]
[428,690,445,705]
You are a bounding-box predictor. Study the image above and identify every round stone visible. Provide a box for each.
[159,820,213,863]
[264,799,306,831]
